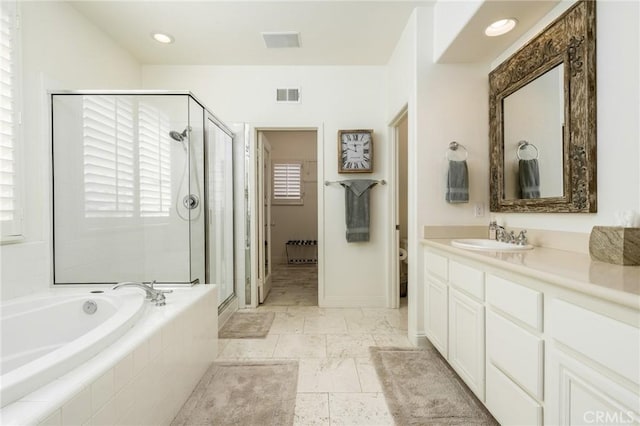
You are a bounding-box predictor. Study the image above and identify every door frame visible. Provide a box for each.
[247,123,324,308]
[388,106,408,309]
[257,132,272,303]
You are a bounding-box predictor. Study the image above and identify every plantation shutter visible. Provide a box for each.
[273,162,302,203]
[82,96,135,218]
[0,0,21,236]
[138,103,171,217]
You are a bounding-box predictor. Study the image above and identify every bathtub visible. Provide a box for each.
[0,285,217,426]
[1,290,146,407]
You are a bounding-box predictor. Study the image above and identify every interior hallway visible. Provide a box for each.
[222,264,410,425]
[262,264,319,306]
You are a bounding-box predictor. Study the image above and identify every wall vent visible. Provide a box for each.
[262,32,301,49]
[276,88,300,103]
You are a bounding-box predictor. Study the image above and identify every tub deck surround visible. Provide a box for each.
[0,285,218,426]
[421,239,640,308]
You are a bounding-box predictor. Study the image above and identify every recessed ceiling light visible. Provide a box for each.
[485,18,518,37]
[151,32,174,44]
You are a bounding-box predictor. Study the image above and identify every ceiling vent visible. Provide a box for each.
[262,32,301,49]
[276,88,300,103]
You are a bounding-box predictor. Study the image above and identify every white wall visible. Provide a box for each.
[387,6,490,344]
[490,0,640,232]
[0,2,141,300]
[143,66,390,307]
[264,131,318,265]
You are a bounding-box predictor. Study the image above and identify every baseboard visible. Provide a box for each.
[409,333,429,348]
[218,296,239,330]
[320,296,388,308]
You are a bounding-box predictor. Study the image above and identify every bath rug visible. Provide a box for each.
[370,346,498,425]
[218,311,275,339]
[172,361,298,426]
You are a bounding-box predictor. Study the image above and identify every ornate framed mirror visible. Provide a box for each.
[489,0,596,213]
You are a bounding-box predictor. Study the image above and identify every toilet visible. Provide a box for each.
[399,239,408,297]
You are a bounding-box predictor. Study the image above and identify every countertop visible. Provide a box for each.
[421,238,640,310]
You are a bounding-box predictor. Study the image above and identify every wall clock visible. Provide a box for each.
[338,129,373,173]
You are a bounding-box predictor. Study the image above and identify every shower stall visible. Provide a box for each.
[51,92,236,307]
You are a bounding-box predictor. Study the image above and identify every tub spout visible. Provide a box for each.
[112,281,172,306]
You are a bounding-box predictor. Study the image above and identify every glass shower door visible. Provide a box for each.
[206,115,235,306]
[52,93,201,284]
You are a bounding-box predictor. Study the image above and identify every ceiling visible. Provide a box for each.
[436,0,561,63]
[70,1,432,66]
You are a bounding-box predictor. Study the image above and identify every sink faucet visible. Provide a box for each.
[496,226,527,245]
[516,230,528,246]
[112,280,172,306]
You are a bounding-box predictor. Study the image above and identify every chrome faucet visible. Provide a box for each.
[112,280,172,306]
[516,230,528,246]
[496,226,527,245]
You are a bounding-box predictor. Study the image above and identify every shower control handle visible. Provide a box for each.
[183,194,200,210]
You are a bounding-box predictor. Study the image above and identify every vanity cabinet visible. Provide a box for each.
[449,287,485,399]
[546,299,640,425]
[485,275,544,426]
[424,251,449,357]
[422,242,640,426]
[423,250,486,401]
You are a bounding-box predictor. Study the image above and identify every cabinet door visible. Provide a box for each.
[546,348,640,425]
[425,277,448,357]
[448,287,485,400]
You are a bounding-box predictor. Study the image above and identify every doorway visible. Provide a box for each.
[390,108,409,308]
[256,130,319,306]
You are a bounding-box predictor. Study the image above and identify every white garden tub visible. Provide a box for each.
[0,290,145,407]
[0,285,217,426]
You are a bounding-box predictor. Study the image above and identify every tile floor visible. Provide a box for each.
[217,264,410,426]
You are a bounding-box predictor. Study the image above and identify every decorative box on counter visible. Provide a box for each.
[589,226,640,266]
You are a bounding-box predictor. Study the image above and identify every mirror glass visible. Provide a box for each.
[502,64,565,200]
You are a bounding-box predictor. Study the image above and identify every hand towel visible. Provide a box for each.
[339,180,378,242]
[445,160,469,203]
[519,159,541,199]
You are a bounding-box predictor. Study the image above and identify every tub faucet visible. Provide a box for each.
[112,281,172,306]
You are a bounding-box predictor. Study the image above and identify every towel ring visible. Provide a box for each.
[446,141,468,161]
[517,140,539,160]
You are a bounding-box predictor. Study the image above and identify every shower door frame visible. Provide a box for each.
[204,111,237,310]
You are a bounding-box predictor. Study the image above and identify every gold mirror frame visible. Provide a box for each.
[489,0,596,213]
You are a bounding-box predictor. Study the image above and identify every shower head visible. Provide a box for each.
[169,127,189,142]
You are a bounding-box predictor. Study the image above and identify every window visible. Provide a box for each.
[82,96,135,218]
[273,162,302,205]
[82,96,171,219]
[138,103,171,217]
[0,0,21,239]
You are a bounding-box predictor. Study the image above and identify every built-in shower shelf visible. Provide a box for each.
[286,240,318,264]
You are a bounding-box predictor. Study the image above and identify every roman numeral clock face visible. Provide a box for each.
[339,130,373,173]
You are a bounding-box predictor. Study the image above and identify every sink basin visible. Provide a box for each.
[451,239,533,251]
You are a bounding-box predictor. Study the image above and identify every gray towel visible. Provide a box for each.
[339,180,378,243]
[519,159,541,198]
[445,160,469,203]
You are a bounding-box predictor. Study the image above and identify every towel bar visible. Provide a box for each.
[324,179,386,186]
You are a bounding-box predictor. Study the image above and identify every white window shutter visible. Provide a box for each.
[273,162,302,204]
[0,0,21,237]
[82,96,135,218]
[138,102,171,217]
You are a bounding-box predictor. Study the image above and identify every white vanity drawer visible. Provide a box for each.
[552,299,640,385]
[424,250,448,281]
[486,363,542,426]
[487,310,544,400]
[449,260,484,300]
[487,274,543,331]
